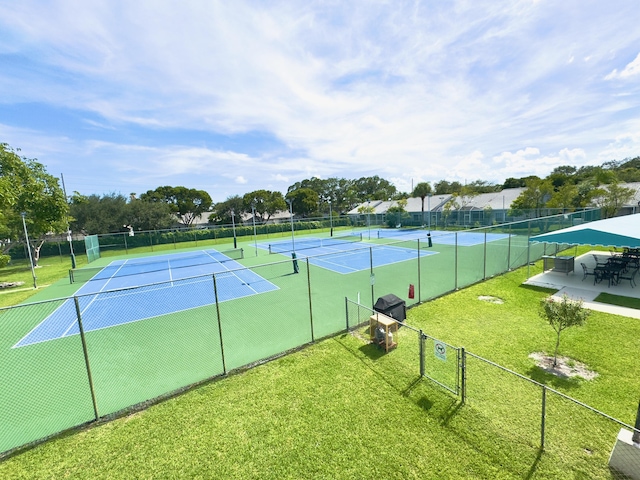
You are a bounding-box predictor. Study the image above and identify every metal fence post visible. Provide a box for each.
[419,330,425,377]
[541,385,547,450]
[483,230,487,280]
[73,296,99,420]
[417,239,421,303]
[507,224,512,270]
[633,400,640,444]
[527,226,531,278]
[212,273,227,375]
[345,297,349,330]
[454,232,458,290]
[460,347,466,404]
[307,258,315,342]
[369,247,374,307]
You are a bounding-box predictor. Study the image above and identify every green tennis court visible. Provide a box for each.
[1,223,547,455]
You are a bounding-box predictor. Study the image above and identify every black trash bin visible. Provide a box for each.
[373,294,406,327]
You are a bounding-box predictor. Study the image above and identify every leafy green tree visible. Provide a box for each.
[412,182,432,226]
[285,188,318,217]
[502,177,525,189]
[211,195,244,224]
[592,181,635,218]
[70,193,129,234]
[539,294,589,368]
[71,192,173,233]
[548,166,577,188]
[546,184,579,212]
[510,178,553,217]
[242,190,287,222]
[617,167,640,183]
[574,180,599,208]
[287,177,327,197]
[446,186,478,225]
[0,144,68,264]
[433,180,462,194]
[140,186,212,226]
[288,176,359,214]
[126,198,174,231]
[385,199,410,227]
[441,198,456,228]
[352,176,397,200]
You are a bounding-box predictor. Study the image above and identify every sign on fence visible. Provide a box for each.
[434,341,447,361]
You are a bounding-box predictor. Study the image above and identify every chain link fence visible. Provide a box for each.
[6,208,638,478]
[345,299,640,478]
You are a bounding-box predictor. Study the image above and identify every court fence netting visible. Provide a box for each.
[6,208,602,262]
[3,209,638,476]
[84,235,100,264]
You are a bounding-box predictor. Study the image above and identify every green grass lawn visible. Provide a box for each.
[0,245,638,478]
[594,292,640,310]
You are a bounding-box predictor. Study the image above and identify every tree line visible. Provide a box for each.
[1,140,639,264]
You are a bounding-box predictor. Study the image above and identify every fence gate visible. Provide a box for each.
[345,298,461,396]
[420,333,461,395]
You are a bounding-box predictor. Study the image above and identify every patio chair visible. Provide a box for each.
[581,263,596,282]
[617,268,637,288]
[592,254,607,267]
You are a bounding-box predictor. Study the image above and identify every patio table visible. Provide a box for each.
[595,263,626,287]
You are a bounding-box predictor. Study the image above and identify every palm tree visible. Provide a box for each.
[412,182,432,227]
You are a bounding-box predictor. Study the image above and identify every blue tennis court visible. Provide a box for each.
[14,249,278,348]
[259,238,437,274]
[377,228,510,246]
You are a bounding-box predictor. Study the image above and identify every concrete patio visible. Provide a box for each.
[524,250,640,319]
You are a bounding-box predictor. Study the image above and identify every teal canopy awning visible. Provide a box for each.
[529,214,640,248]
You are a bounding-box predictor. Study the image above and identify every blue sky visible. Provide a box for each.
[1,0,639,202]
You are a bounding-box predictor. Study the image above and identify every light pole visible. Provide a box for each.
[60,173,76,268]
[328,199,333,236]
[231,209,237,249]
[367,199,371,240]
[251,199,258,256]
[286,198,295,253]
[20,212,37,289]
[427,194,431,231]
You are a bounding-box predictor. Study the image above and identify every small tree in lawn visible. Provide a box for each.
[539,294,590,368]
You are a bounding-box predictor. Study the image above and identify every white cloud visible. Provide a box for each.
[597,131,640,161]
[272,174,289,183]
[490,147,585,179]
[605,52,640,80]
[558,148,586,163]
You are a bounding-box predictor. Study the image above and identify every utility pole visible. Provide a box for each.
[60,173,76,268]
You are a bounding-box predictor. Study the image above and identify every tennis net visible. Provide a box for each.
[69,248,244,284]
[377,228,424,238]
[268,234,363,254]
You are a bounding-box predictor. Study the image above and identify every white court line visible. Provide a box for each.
[14,252,264,348]
[307,251,362,273]
[203,250,262,295]
[62,260,139,337]
[14,260,135,346]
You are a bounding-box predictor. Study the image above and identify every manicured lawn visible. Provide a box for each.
[595,292,640,310]
[0,251,638,478]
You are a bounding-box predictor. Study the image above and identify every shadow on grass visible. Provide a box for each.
[525,448,543,480]
[518,284,558,294]
[357,342,386,361]
[439,400,463,426]
[525,366,583,390]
